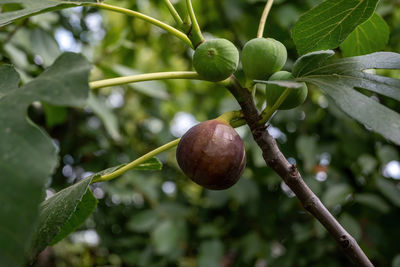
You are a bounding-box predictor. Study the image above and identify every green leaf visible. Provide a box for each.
[292,0,378,55]
[354,193,390,213]
[293,51,400,145]
[340,13,390,57]
[127,210,160,233]
[151,220,186,255]
[0,0,98,27]
[28,177,96,260]
[339,213,361,241]
[296,135,318,172]
[198,239,224,267]
[322,183,352,207]
[50,188,97,245]
[30,28,61,67]
[376,178,400,207]
[87,92,122,142]
[132,157,163,171]
[42,103,68,127]
[393,254,400,267]
[254,80,304,89]
[0,53,91,267]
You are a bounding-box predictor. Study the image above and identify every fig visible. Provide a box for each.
[265,71,308,110]
[193,38,239,82]
[176,119,246,190]
[241,38,287,81]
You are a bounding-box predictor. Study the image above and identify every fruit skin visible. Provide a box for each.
[241,38,287,81]
[193,38,239,82]
[265,71,308,110]
[176,119,246,190]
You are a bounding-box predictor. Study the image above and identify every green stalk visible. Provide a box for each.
[216,110,243,124]
[260,87,291,123]
[85,2,193,48]
[90,71,202,89]
[162,0,184,26]
[257,0,274,38]
[185,0,205,47]
[91,138,181,183]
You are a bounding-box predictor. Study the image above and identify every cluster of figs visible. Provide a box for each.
[176,38,308,190]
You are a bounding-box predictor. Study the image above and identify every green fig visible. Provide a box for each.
[241,38,287,82]
[193,38,239,82]
[176,119,246,190]
[265,71,308,110]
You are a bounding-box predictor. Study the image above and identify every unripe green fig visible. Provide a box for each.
[241,38,287,81]
[265,71,308,110]
[176,119,246,190]
[193,38,239,82]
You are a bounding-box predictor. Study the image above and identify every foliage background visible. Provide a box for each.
[1,0,400,266]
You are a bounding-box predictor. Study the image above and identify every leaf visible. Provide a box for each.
[292,0,378,55]
[127,210,160,233]
[42,103,68,127]
[354,193,390,213]
[27,155,160,260]
[339,213,361,241]
[254,80,304,89]
[132,157,162,171]
[151,220,186,255]
[296,135,318,172]
[50,188,97,245]
[0,0,98,27]
[0,53,91,267]
[376,178,400,207]
[28,177,96,260]
[198,239,224,267]
[322,183,352,207]
[293,50,400,145]
[340,13,390,57]
[393,254,400,267]
[87,92,122,142]
[30,28,61,67]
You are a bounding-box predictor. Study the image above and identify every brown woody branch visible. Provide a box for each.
[226,76,373,267]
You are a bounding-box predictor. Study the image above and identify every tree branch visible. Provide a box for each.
[225,76,373,267]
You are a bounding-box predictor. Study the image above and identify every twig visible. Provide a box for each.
[225,76,373,267]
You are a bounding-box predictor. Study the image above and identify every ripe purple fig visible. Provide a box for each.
[176,119,246,190]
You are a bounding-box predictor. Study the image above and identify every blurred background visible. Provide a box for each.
[1,0,400,266]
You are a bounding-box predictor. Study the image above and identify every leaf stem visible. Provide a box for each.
[257,0,274,38]
[260,87,291,123]
[90,71,202,89]
[162,0,184,26]
[91,138,181,183]
[185,0,205,47]
[85,2,193,48]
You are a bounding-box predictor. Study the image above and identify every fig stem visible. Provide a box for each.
[185,0,205,48]
[257,0,274,38]
[91,138,181,184]
[85,2,194,49]
[90,71,202,89]
[260,87,291,123]
[162,0,184,26]
[216,110,244,125]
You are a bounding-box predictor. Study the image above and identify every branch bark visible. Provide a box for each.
[226,76,373,267]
